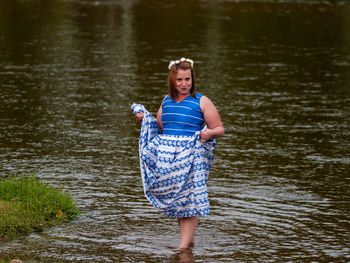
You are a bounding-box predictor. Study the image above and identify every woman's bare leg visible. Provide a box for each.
[178,216,197,249]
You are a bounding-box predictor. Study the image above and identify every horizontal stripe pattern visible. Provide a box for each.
[161,93,204,136]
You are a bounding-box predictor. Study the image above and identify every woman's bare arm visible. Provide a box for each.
[157,104,163,131]
[200,96,224,141]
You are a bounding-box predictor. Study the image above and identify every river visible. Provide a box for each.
[0,0,349,262]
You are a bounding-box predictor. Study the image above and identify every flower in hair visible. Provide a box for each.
[168,57,194,70]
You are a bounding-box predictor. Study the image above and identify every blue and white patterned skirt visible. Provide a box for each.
[131,103,216,218]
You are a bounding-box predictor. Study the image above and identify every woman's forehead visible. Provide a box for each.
[176,69,191,77]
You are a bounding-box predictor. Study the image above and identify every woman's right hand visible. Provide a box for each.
[134,112,144,123]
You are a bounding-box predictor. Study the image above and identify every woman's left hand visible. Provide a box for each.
[200,129,213,142]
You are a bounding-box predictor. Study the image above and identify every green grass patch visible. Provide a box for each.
[0,174,79,238]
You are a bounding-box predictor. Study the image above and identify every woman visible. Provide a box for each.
[132,57,224,250]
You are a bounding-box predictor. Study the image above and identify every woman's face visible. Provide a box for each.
[175,69,192,96]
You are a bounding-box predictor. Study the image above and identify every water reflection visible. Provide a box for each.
[0,0,350,262]
[172,249,194,263]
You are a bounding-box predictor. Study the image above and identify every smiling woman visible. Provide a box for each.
[132,57,224,250]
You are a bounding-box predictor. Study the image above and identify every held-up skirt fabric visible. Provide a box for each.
[131,103,216,218]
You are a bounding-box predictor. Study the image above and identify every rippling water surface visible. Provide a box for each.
[0,0,349,262]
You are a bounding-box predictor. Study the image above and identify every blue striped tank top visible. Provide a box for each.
[161,92,205,136]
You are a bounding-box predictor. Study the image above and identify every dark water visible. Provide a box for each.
[1,0,350,262]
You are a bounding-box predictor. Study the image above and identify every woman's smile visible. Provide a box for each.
[175,69,192,96]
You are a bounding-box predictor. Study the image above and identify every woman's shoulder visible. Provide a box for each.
[195,92,203,98]
[195,92,210,103]
[187,92,202,102]
[199,94,216,112]
[161,95,171,106]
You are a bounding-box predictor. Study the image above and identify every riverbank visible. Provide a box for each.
[0,175,79,238]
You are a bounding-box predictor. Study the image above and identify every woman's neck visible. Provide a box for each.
[176,93,190,102]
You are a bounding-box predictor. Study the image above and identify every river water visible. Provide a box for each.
[0,0,349,262]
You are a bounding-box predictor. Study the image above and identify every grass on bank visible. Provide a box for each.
[0,175,79,238]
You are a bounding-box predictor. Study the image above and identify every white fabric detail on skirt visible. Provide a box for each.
[131,103,216,218]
